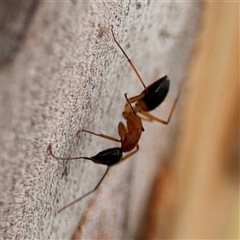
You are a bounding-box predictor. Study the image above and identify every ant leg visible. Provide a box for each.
[136,87,181,124]
[127,92,146,104]
[123,93,146,114]
[123,93,144,131]
[58,166,110,213]
[118,122,127,140]
[110,25,147,91]
[76,129,121,142]
[120,144,139,162]
[139,115,153,121]
[138,111,170,124]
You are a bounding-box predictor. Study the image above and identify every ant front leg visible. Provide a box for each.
[136,84,182,125]
[127,93,146,104]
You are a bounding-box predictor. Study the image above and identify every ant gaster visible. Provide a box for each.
[47,25,181,213]
[111,25,181,124]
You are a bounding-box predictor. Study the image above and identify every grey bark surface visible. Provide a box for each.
[1,1,200,239]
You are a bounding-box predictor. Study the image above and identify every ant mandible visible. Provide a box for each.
[47,25,181,213]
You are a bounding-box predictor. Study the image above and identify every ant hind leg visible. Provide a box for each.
[120,144,139,162]
[58,166,110,213]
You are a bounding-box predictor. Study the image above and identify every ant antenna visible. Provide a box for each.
[124,93,144,131]
[47,144,92,162]
[111,25,148,91]
[124,93,135,113]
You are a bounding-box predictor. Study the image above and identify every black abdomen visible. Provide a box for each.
[91,147,122,166]
[140,75,170,111]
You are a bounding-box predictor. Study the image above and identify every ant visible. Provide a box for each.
[47,93,144,213]
[47,25,182,213]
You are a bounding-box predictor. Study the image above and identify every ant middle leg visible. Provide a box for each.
[76,129,121,142]
[120,144,139,162]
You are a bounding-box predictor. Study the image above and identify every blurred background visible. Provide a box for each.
[138,2,239,239]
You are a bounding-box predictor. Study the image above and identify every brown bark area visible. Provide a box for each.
[139,2,239,239]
